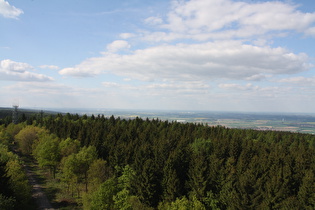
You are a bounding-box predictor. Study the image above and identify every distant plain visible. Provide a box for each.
[2,107,315,134]
[52,108,315,134]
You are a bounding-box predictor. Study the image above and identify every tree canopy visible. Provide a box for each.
[1,113,314,209]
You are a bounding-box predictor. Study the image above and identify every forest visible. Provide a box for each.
[0,112,315,209]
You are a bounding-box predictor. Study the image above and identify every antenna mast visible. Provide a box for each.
[12,101,19,124]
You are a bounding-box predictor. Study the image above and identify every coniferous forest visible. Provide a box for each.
[0,113,315,209]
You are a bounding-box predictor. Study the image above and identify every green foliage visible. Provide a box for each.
[87,159,111,192]
[188,139,210,200]
[162,159,180,202]
[203,191,220,210]
[0,144,16,163]
[0,193,15,210]
[0,143,32,209]
[22,113,315,209]
[89,177,118,210]
[190,138,212,155]
[61,145,98,194]
[15,125,47,155]
[33,134,60,178]
[61,152,79,195]
[298,170,315,208]
[0,123,23,146]
[76,146,98,177]
[113,165,138,210]
[6,159,32,205]
[117,165,136,190]
[59,137,80,158]
[0,160,15,209]
[0,129,13,146]
[132,158,160,206]
[84,164,150,210]
[114,188,133,210]
[5,123,23,140]
[158,195,206,210]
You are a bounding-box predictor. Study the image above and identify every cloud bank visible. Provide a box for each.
[59,41,310,82]
[143,0,315,41]
[0,59,53,81]
[60,0,314,84]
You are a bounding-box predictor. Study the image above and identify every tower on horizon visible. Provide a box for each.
[12,104,19,124]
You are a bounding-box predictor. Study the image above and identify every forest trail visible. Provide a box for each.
[24,163,55,210]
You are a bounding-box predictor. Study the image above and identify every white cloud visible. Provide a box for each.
[244,74,268,81]
[145,81,211,95]
[106,40,130,53]
[218,83,257,91]
[1,59,33,72]
[305,27,315,37]
[39,65,59,70]
[59,41,310,81]
[0,59,53,81]
[100,80,211,102]
[58,0,314,85]
[103,80,210,92]
[123,78,132,81]
[5,82,68,95]
[119,33,136,39]
[59,67,99,77]
[144,16,163,25]
[278,76,315,86]
[217,82,297,102]
[102,82,121,88]
[142,0,315,41]
[0,0,23,19]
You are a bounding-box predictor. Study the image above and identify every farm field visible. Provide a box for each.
[61,108,315,134]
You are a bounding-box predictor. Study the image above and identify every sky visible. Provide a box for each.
[1,0,315,113]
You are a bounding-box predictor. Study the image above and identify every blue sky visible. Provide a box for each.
[1,0,315,113]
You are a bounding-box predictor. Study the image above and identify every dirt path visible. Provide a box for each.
[24,164,55,210]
